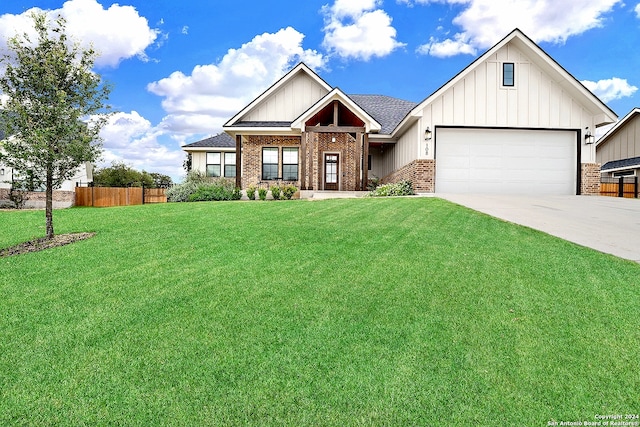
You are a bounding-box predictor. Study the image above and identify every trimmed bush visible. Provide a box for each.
[258,188,267,201]
[270,185,281,200]
[246,185,257,200]
[366,180,414,197]
[282,185,297,200]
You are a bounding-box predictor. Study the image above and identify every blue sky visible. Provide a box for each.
[1,0,639,181]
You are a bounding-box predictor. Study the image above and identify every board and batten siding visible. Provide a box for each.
[191,152,207,173]
[377,122,422,178]
[596,113,640,165]
[242,73,330,122]
[414,42,596,163]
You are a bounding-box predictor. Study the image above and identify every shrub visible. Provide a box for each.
[258,188,267,201]
[367,180,414,197]
[270,185,281,200]
[8,183,27,209]
[367,175,381,191]
[282,185,297,200]
[166,180,199,202]
[246,185,256,200]
[167,173,240,202]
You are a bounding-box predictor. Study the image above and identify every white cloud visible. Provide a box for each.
[0,0,159,67]
[182,26,189,35]
[410,0,621,57]
[97,111,185,179]
[322,0,405,60]
[635,3,640,17]
[581,77,638,102]
[417,33,476,57]
[147,27,325,136]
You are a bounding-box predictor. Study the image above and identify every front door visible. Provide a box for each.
[324,153,339,190]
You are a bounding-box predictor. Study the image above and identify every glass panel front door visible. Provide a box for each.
[325,154,339,190]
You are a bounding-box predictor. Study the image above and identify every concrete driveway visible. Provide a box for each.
[437,194,640,263]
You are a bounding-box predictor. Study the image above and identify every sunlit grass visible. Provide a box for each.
[1,198,638,425]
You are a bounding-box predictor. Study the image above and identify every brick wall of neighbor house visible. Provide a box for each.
[581,163,601,195]
[0,189,75,208]
[309,132,360,191]
[243,135,301,188]
[381,159,435,192]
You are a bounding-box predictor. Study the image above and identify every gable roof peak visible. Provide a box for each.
[224,62,332,128]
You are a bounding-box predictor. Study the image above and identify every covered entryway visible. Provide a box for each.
[435,128,578,195]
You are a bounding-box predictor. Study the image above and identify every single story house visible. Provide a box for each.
[1,130,93,208]
[183,28,617,195]
[596,108,640,178]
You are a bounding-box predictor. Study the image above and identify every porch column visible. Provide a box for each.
[301,131,307,190]
[235,135,242,189]
[356,131,362,191]
[363,133,369,190]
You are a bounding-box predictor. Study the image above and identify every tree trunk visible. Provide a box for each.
[46,167,54,239]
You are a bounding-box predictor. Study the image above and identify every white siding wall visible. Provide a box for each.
[416,42,596,163]
[597,114,640,165]
[243,73,330,122]
[191,152,207,174]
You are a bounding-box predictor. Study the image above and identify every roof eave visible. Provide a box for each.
[596,107,640,148]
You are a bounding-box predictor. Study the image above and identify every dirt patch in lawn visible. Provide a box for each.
[0,232,96,257]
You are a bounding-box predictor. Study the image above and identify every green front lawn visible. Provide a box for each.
[1,198,638,425]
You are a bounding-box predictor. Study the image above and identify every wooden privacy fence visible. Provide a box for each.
[600,176,639,198]
[75,186,167,207]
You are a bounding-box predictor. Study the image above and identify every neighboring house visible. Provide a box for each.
[0,130,93,191]
[596,108,640,178]
[183,28,616,196]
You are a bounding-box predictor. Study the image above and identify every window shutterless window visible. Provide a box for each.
[206,152,221,177]
[262,147,279,180]
[282,147,299,181]
[224,152,236,177]
[503,63,514,87]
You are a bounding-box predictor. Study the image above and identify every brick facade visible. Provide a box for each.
[241,130,365,191]
[242,135,301,189]
[308,132,361,191]
[381,159,435,193]
[581,162,601,195]
[0,189,75,208]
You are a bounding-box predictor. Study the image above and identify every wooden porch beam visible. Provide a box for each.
[235,134,242,189]
[301,131,307,190]
[363,133,369,190]
[307,126,366,133]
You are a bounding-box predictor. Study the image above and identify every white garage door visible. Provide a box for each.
[435,128,577,195]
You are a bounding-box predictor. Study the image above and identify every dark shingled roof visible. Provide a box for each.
[184,95,417,148]
[348,94,417,135]
[601,156,640,171]
[183,133,235,148]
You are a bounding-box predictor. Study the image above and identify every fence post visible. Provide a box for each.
[618,176,624,198]
[142,183,145,205]
[635,176,638,199]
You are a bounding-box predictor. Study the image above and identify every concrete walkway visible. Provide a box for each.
[438,194,640,263]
